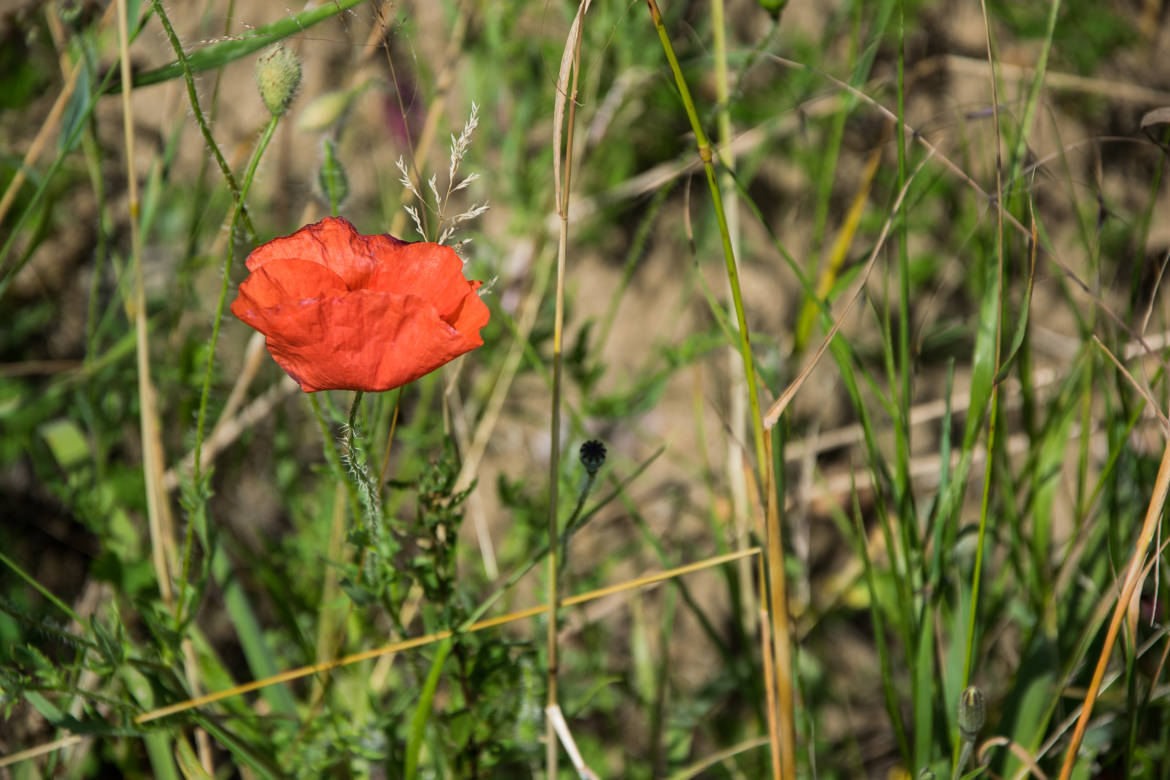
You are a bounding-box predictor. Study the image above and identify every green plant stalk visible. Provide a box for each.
[1005,0,1061,186]
[850,489,911,760]
[191,112,279,481]
[81,122,109,356]
[547,9,586,777]
[177,112,280,629]
[110,0,365,91]
[309,394,363,521]
[405,637,454,780]
[0,550,83,625]
[711,0,758,647]
[894,0,912,513]
[183,0,237,261]
[893,1,926,767]
[644,2,791,776]
[149,0,254,242]
[645,3,766,483]
[343,390,383,527]
[957,2,1009,769]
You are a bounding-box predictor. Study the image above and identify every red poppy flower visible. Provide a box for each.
[230,216,490,393]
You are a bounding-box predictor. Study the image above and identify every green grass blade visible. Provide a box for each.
[108,0,365,91]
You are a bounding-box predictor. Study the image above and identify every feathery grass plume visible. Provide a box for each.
[395,102,488,244]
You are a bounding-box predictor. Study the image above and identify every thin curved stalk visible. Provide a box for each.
[643,2,793,776]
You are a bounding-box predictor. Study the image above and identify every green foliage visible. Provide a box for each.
[2,0,1169,777]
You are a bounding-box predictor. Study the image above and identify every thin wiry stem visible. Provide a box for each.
[644,2,794,776]
[150,0,255,242]
[117,0,171,608]
[177,113,280,631]
[547,4,589,776]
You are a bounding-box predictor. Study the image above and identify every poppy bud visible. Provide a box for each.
[757,0,787,18]
[255,44,302,116]
[958,685,985,741]
[580,440,606,476]
[317,139,348,210]
[298,81,370,132]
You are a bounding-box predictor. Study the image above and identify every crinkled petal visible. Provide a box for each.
[231,258,348,311]
[231,216,490,393]
[245,217,398,289]
[233,288,484,393]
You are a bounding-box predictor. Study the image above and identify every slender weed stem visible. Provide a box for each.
[644,2,794,775]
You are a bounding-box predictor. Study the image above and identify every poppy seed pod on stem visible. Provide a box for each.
[579,440,606,476]
[255,44,302,116]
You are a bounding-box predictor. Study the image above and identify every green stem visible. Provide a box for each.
[645,4,793,777]
[177,113,280,630]
[191,112,279,487]
[344,390,383,526]
[547,10,587,777]
[644,0,767,482]
[150,0,255,241]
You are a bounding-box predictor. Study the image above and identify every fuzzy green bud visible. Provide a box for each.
[317,139,349,211]
[255,44,302,116]
[958,686,985,742]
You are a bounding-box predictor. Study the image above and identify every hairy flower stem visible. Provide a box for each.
[343,391,382,527]
[178,113,280,630]
[150,0,254,242]
[644,2,795,777]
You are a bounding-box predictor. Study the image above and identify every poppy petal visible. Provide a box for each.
[230,216,490,393]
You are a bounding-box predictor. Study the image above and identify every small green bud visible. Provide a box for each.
[298,89,352,132]
[958,686,985,742]
[317,139,349,211]
[255,44,302,116]
[297,80,371,132]
[757,0,787,18]
[580,440,606,476]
